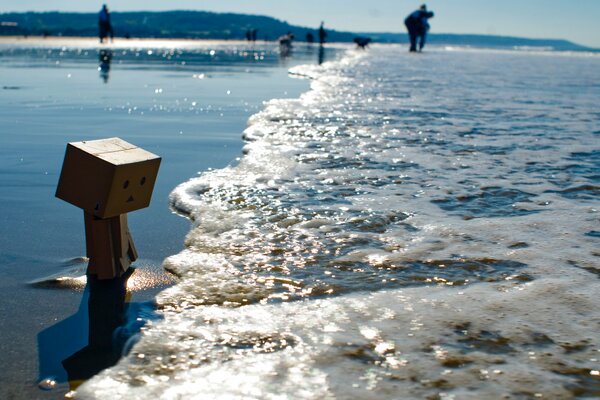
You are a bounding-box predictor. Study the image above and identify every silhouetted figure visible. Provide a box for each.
[404,4,434,52]
[246,28,258,42]
[354,37,372,49]
[98,4,114,44]
[99,49,112,83]
[279,31,294,57]
[306,32,314,44]
[318,21,327,45]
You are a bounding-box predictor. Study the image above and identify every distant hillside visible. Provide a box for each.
[0,11,356,42]
[0,11,595,52]
[368,32,594,52]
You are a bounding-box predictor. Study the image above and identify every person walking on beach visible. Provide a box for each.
[404,4,434,52]
[318,21,327,45]
[98,4,114,43]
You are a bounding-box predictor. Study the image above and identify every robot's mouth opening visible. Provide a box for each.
[126,196,134,203]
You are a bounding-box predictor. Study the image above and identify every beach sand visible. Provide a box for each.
[0,37,331,398]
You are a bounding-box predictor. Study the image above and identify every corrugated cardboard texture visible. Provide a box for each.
[56,137,161,218]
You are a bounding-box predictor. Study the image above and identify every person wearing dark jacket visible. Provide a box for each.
[404,4,434,52]
[98,4,114,43]
[318,21,327,45]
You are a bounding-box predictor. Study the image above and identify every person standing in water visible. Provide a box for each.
[98,4,114,43]
[318,21,327,45]
[404,4,434,52]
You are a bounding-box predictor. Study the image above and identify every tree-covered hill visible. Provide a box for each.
[0,11,356,41]
[0,10,595,52]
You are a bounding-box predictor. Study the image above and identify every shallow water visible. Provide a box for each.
[78,45,598,398]
[0,38,332,398]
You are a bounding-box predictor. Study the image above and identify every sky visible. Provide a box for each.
[1,0,599,48]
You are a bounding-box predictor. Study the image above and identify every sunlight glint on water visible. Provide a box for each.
[78,45,600,399]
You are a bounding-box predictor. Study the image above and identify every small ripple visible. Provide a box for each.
[432,187,539,218]
[551,185,600,200]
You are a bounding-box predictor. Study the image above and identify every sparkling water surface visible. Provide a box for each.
[71,45,600,398]
[0,38,334,399]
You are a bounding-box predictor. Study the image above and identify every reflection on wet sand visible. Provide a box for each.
[36,265,171,391]
[98,49,112,83]
[318,44,325,65]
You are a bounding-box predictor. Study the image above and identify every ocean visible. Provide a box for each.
[0,38,330,399]
[78,45,600,399]
[2,40,599,399]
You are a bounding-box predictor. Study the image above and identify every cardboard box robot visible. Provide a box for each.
[56,138,161,280]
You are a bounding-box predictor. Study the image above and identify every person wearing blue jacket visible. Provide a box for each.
[404,4,434,52]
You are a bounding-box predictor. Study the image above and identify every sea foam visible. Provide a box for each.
[77,45,600,399]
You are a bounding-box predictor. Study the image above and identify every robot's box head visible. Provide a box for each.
[56,137,161,218]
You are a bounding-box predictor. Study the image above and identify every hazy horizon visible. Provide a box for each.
[1,1,599,48]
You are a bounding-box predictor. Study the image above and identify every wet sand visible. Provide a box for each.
[0,37,329,398]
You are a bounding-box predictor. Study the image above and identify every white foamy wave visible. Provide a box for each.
[77,275,600,399]
[78,44,600,399]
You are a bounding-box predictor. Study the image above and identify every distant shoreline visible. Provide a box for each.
[1,10,595,51]
[0,36,354,47]
[1,37,597,56]
[0,36,257,45]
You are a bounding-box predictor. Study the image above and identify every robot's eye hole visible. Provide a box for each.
[140,177,146,186]
[123,180,129,189]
